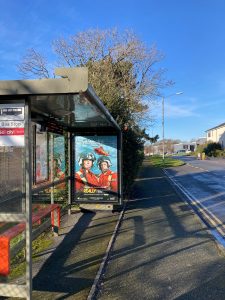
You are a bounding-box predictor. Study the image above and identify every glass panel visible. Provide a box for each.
[0,147,24,213]
[0,103,25,214]
[53,181,68,208]
[35,131,48,184]
[72,94,108,126]
[30,94,112,128]
[32,182,68,208]
[0,221,26,285]
[32,187,52,204]
[53,135,65,181]
[0,213,55,285]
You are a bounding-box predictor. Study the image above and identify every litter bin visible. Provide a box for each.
[201,152,205,160]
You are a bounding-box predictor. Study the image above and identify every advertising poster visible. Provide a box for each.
[75,135,118,203]
[0,104,25,147]
[36,132,48,183]
[53,135,65,181]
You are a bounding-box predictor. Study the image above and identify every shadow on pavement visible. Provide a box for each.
[33,212,95,297]
[97,164,225,300]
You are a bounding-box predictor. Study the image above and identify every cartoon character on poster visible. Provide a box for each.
[75,136,118,198]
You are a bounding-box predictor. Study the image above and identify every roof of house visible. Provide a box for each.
[206,122,225,132]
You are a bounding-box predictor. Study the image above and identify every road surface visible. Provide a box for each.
[166,156,225,240]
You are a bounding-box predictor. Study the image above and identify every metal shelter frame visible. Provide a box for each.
[0,68,122,299]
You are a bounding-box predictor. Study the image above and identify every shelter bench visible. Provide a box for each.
[0,203,60,276]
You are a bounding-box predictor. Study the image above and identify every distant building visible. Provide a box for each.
[174,142,196,153]
[206,123,225,148]
[195,137,207,145]
[144,144,160,156]
[173,138,207,153]
[144,137,207,156]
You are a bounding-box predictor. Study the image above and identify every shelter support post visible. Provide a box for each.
[119,131,123,205]
[25,100,32,300]
[67,132,74,214]
[50,134,54,204]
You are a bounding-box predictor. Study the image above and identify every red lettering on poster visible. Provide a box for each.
[0,128,24,136]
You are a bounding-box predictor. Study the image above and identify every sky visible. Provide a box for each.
[1,0,225,141]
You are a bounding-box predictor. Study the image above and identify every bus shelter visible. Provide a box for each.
[0,67,122,299]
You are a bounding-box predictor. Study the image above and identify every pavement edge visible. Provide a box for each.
[87,201,127,300]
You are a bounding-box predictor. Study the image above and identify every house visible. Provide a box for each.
[206,123,225,149]
[196,137,207,145]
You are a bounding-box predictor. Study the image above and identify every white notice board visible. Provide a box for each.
[0,103,25,146]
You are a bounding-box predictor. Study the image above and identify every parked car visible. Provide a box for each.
[176,149,191,154]
[176,149,186,154]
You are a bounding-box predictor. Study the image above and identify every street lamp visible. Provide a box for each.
[162,92,183,163]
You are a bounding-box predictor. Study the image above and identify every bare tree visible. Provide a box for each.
[17,28,172,128]
[18,48,51,79]
[155,139,181,154]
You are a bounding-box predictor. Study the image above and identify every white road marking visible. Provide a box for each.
[163,169,225,248]
[186,163,209,172]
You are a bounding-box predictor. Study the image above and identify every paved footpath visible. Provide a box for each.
[98,162,225,300]
[31,210,120,300]
[4,210,120,300]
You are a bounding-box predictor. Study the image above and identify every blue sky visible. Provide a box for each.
[1,0,225,141]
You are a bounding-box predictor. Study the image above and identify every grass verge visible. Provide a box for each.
[145,155,185,168]
[9,231,54,280]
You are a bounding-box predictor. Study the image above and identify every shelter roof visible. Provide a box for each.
[0,68,120,131]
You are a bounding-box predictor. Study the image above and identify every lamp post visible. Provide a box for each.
[162,92,183,163]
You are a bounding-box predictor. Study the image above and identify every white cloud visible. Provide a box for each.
[150,95,200,119]
[165,102,198,118]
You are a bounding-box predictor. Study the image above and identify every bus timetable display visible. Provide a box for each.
[0,104,25,147]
